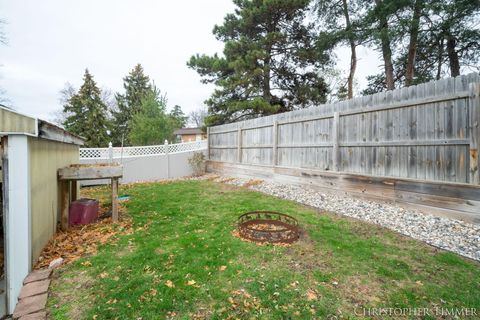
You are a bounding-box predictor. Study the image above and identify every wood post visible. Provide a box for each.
[272,121,278,166]
[60,180,70,230]
[332,112,340,171]
[237,127,242,163]
[469,83,480,184]
[111,178,119,222]
[70,180,78,202]
[206,127,210,160]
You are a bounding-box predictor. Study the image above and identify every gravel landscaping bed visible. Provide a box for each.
[198,174,480,262]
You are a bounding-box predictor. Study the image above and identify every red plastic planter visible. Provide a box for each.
[69,198,99,225]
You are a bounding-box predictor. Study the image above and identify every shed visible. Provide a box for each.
[0,106,84,316]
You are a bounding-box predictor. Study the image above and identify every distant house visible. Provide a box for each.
[174,127,206,142]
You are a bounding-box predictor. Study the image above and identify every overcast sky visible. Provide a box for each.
[0,0,380,121]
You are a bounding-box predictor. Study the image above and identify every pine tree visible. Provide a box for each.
[360,0,479,94]
[112,64,152,145]
[169,105,187,129]
[62,69,111,147]
[129,89,172,146]
[314,0,360,98]
[188,0,330,126]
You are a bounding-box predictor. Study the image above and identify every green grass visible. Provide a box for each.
[48,180,480,319]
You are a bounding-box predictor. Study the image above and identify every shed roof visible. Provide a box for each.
[0,106,84,145]
[0,106,37,135]
[173,127,204,135]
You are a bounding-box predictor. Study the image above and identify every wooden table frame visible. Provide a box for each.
[58,164,123,230]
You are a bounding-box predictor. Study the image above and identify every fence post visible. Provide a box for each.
[469,83,480,184]
[108,142,113,164]
[164,140,170,179]
[237,127,242,164]
[272,121,278,166]
[332,112,340,171]
[207,127,210,160]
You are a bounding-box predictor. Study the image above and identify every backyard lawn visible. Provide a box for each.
[48,180,480,319]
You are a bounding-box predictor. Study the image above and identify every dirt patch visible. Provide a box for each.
[116,243,137,257]
[49,270,96,319]
[285,233,334,272]
[189,305,214,320]
[336,275,385,306]
[155,247,166,255]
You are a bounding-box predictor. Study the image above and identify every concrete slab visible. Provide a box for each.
[12,293,47,319]
[18,280,50,300]
[23,270,52,285]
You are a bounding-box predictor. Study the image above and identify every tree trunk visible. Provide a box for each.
[446,33,460,77]
[405,0,423,86]
[375,0,395,90]
[436,37,444,80]
[342,0,356,99]
[263,56,272,104]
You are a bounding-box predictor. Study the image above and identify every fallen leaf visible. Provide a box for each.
[33,206,133,270]
[219,265,227,271]
[187,280,196,286]
[306,289,318,301]
[99,272,109,279]
[165,280,175,288]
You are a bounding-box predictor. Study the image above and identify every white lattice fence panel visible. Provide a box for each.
[80,140,207,159]
[79,148,110,159]
[168,140,207,154]
[114,145,166,157]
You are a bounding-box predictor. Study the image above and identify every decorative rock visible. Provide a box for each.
[200,174,480,262]
[19,279,50,300]
[48,257,64,269]
[12,294,48,319]
[23,269,52,285]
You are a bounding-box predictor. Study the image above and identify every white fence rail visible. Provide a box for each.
[80,140,207,160]
[79,140,208,184]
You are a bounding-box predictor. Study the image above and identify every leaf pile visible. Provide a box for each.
[231,229,291,247]
[242,179,264,188]
[34,216,133,270]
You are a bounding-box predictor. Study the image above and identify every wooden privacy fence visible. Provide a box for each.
[207,74,480,223]
[208,74,480,185]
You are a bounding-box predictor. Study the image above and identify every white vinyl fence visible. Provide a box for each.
[80,140,207,184]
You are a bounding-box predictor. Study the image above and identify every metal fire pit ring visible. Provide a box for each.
[237,211,300,244]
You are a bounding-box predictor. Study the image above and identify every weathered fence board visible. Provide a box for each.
[208,74,480,185]
[207,161,480,224]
